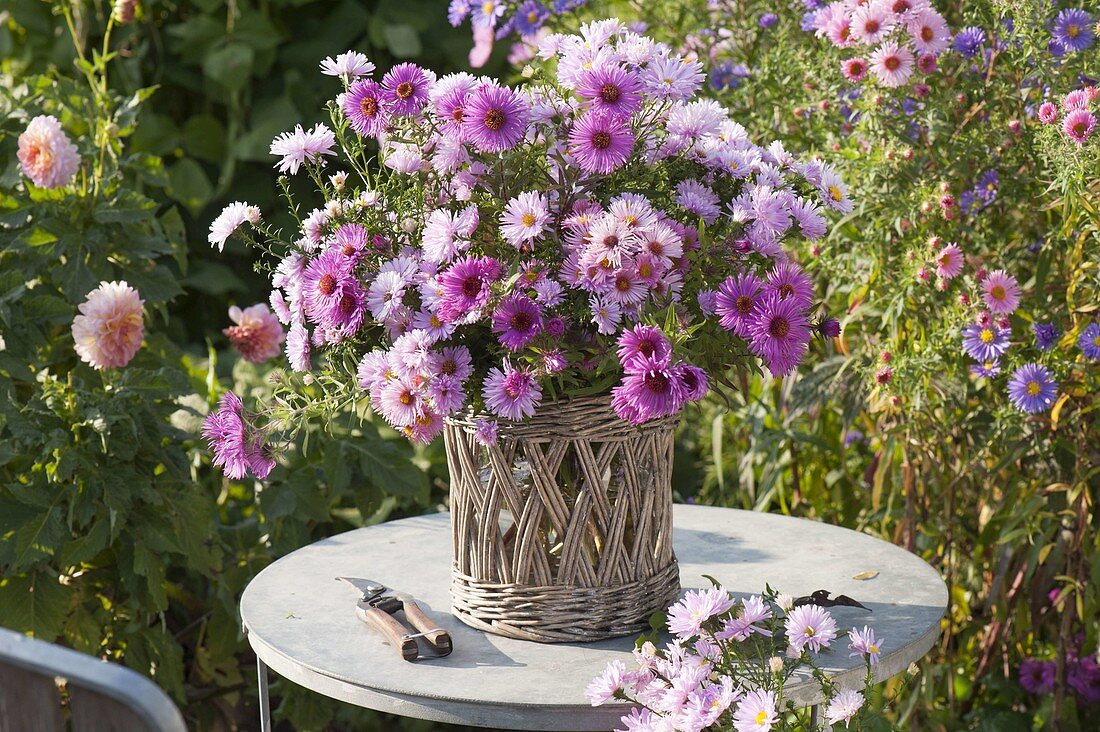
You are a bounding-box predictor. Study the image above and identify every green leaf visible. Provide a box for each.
[166,159,214,214]
[181,114,227,162]
[0,573,71,640]
[382,24,422,57]
[203,43,255,93]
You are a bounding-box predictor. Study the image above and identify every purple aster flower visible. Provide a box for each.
[462,84,530,153]
[843,430,864,448]
[1079,322,1100,360]
[765,262,815,310]
[512,1,549,35]
[382,63,432,116]
[545,315,566,337]
[784,604,838,654]
[675,179,721,224]
[975,169,998,204]
[447,0,470,26]
[472,0,506,27]
[759,12,778,28]
[574,65,643,116]
[436,256,502,322]
[202,392,274,480]
[1019,659,1056,695]
[302,248,352,324]
[269,124,336,175]
[961,323,1010,362]
[610,355,686,424]
[848,626,884,665]
[500,191,549,249]
[675,363,709,402]
[1006,363,1058,414]
[616,324,672,372]
[1033,322,1060,351]
[333,223,370,264]
[491,293,543,351]
[953,26,986,57]
[715,272,764,336]
[818,317,841,338]
[342,80,388,138]
[747,294,813,377]
[1068,654,1100,703]
[483,362,542,421]
[715,595,772,642]
[697,289,718,316]
[666,587,735,639]
[969,360,1002,379]
[709,60,750,91]
[568,110,635,174]
[1051,9,1094,53]
[473,418,499,446]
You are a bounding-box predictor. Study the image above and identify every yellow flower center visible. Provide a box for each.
[869,644,879,654]
[521,212,537,227]
[829,185,843,201]
[1026,381,1040,396]
[756,711,769,724]
[1067,24,1080,38]
[803,627,816,637]
[482,1,495,14]
[990,285,1006,300]
[979,329,994,343]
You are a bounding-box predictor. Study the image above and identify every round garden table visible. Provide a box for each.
[240,505,947,731]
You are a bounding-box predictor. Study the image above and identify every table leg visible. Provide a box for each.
[257,655,272,732]
[808,704,820,729]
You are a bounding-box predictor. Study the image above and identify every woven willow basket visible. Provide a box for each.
[445,395,680,643]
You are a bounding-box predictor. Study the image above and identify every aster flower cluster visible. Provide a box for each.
[586,584,886,731]
[806,0,953,88]
[207,20,845,458]
[1037,85,1098,146]
[447,0,589,67]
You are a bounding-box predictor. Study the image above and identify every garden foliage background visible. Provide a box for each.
[0,0,1097,730]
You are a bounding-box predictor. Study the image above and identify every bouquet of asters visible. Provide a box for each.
[204,19,847,479]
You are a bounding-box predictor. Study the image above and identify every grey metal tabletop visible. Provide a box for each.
[240,504,947,731]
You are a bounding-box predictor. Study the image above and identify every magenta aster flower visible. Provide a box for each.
[302,248,353,324]
[437,256,502,322]
[850,4,894,44]
[285,322,311,372]
[1038,102,1059,124]
[616,324,672,372]
[483,362,542,421]
[473,418,499,446]
[870,41,914,88]
[848,626,884,665]
[1063,90,1090,111]
[747,294,812,376]
[382,63,432,116]
[462,84,530,153]
[610,355,686,424]
[343,79,388,138]
[765,262,815,309]
[716,273,764,336]
[202,392,275,480]
[841,58,868,82]
[667,587,735,638]
[568,110,635,174]
[981,269,1021,314]
[784,604,838,653]
[491,293,543,351]
[574,65,643,116]
[675,364,709,402]
[1062,108,1096,145]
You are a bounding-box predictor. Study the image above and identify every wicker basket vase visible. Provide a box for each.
[445,395,680,643]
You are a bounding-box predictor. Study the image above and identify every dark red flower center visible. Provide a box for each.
[462,277,481,297]
[484,108,505,131]
[644,372,670,394]
[592,131,613,150]
[396,81,414,100]
[342,244,356,257]
[360,96,379,117]
[338,293,356,315]
[318,274,337,296]
[884,56,901,71]
[892,0,909,12]
[864,19,880,34]
[451,106,465,123]
[921,26,934,42]
[778,283,795,299]
[615,275,632,292]
[638,341,655,357]
[511,311,533,331]
[769,316,790,338]
[599,83,621,104]
[441,358,457,375]
[735,295,754,314]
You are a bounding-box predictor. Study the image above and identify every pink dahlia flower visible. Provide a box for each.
[18,115,80,189]
[71,281,145,369]
[224,304,285,363]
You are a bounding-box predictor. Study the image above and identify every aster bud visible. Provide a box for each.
[956,93,967,105]
[810,244,822,256]
[769,656,785,674]
[907,662,920,676]
[885,150,896,161]
[329,171,348,190]
[928,236,942,249]
[521,65,535,78]
[113,0,138,23]
[402,217,417,234]
[958,293,970,306]
[917,268,930,282]
[890,395,901,406]
[920,201,934,214]
[936,278,948,292]
[1008,120,1022,135]
[881,351,892,362]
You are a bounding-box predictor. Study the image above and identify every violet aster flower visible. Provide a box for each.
[483,362,542,421]
[825,689,864,728]
[513,0,549,35]
[462,84,530,153]
[765,262,815,309]
[616,324,672,372]
[969,360,1002,379]
[784,604,838,653]
[610,355,686,424]
[1051,9,1094,53]
[640,54,705,100]
[731,690,778,732]
[675,363,709,402]
[759,12,778,28]
[747,294,812,376]
[1068,653,1100,703]
[491,293,543,351]
[569,110,635,174]
[981,269,1021,314]
[1019,658,1056,694]
[716,272,764,336]
[302,248,352,324]
[436,256,502,322]
[1007,363,1058,414]
[848,626,884,665]
[382,63,432,116]
[343,80,388,138]
[575,65,643,116]
[675,179,721,224]
[716,595,772,641]
[818,317,841,338]
[500,191,550,248]
[1078,322,1100,360]
[666,587,736,638]
[961,323,1010,362]
[447,0,471,26]
[1033,322,1060,351]
[269,124,336,175]
[473,418,499,446]
[1062,108,1096,144]
[953,26,985,57]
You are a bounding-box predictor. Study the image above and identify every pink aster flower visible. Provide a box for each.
[437,256,502,322]
[907,9,951,55]
[473,418,499,446]
[784,604,839,653]
[617,324,672,372]
[202,392,275,480]
[716,595,773,642]
[568,110,635,174]
[1038,102,1059,124]
[1063,89,1090,111]
[285,322,311,372]
[935,243,964,279]
[269,124,336,175]
[575,65,643,116]
[585,660,626,706]
[825,689,865,728]
[491,293,543,351]
[1062,108,1096,144]
[71,281,145,369]
[841,58,869,82]
[610,355,686,424]
[765,261,815,310]
[483,362,542,421]
[342,80,388,138]
[981,269,1021,314]
[18,115,80,189]
[208,201,261,251]
[320,51,375,80]
[850,5,895,45]
[869,41,915,88]
[732,689,778,732]
[462,84,530,153]
[848,625,885,665]
[382,63,433,116]
[224,304,285,363]
[667,587,736,638]
[500,191,550,248]
[715,272,764,336]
